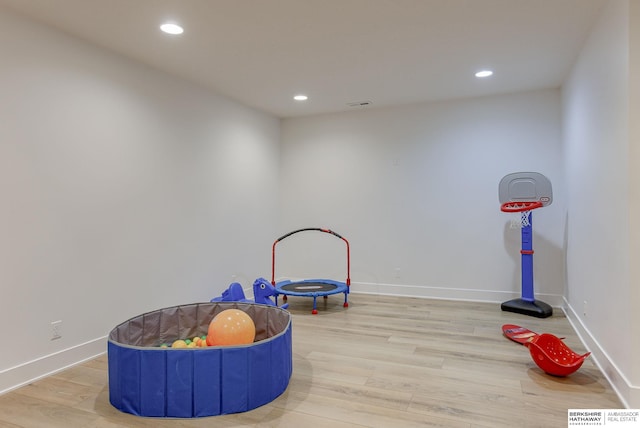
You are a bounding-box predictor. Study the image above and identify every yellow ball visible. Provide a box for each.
[171,339,188,349]
[207,309,256,346]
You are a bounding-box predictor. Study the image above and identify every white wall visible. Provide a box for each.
[630,0,640,404]
[563,0,639,408]
[0,7,280,392]
[280,90,565,303]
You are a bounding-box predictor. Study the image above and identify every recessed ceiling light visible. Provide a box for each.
[293,95,308,101]
[160,23,184,35]
[475,70,494,78]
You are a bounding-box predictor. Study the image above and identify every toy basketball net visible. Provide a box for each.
[500,201,543,228]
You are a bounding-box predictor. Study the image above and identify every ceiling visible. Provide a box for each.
[0,0,606,118]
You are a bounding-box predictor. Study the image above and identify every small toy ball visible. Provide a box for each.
[171,339,188,349]
[207,309,256,346]
[199,335,208,347]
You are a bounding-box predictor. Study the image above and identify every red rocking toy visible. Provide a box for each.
[524,333,591,377]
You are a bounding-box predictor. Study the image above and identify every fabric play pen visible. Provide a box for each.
[108,302,292,418]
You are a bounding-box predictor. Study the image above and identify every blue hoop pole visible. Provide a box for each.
[520,212,535,302]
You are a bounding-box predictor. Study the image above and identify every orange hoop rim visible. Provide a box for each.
[501,201,543,213]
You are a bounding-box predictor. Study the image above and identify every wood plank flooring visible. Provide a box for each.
[0,294,622,427]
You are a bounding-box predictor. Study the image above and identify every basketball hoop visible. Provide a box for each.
[497,172,553,318]
[501,201,543,229]
[500,201,543,213]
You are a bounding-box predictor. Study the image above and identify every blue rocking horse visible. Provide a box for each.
[212,277,289,309]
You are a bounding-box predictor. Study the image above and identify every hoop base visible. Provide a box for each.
[501,298,552,318]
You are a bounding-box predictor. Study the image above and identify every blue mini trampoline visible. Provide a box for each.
[271,228,350,314]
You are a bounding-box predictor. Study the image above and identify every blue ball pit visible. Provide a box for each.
[108,302,292,418]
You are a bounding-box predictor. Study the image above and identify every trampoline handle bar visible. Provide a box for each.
[274,227,345,242]
[271,228,351,287]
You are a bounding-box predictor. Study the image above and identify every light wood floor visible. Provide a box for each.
[0,294,622,427]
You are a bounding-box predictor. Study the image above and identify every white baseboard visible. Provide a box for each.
[563,298,639,408]
[0,336,107,395]
[351,281,565,307]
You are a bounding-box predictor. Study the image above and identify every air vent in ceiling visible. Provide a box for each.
[347,101,372,107]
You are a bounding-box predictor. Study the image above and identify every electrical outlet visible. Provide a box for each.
[51,320,62,340]
[394,268,401,279]
[583,301,587,317]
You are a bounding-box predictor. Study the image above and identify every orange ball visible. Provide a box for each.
[207,309,256,346]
